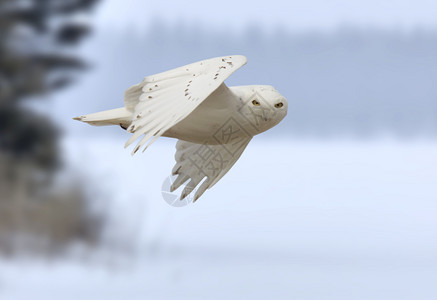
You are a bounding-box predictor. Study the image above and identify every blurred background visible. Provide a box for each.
[1,0,436,299]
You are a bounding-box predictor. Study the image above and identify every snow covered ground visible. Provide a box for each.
[1,137,436,300]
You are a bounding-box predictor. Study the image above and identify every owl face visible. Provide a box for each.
[235,85,288,134]
[254,85,288,123]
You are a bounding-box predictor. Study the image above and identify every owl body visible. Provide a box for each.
[163,84,287,145]
[74,55,288,201]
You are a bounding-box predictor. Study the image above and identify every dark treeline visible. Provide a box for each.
[86,23,437,139]
[0,0,104,256]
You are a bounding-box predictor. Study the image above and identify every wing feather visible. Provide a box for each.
[171,138,252,201]
[124,55,247,154]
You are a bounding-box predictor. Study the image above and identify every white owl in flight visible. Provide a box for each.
[74,55,287,202]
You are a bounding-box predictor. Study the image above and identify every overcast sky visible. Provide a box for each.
[93,0,437,32]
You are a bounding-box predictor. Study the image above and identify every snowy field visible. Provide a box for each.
[1,137,436,300]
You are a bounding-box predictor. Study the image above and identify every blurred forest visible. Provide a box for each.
[0,0,104,256]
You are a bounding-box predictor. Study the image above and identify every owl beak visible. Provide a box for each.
[262,110,269,122]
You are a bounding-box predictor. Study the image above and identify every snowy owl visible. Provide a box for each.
[74,55,287,202]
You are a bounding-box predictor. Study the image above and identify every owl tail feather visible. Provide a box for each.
[73,107,132,130]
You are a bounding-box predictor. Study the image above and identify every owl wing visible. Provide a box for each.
[170,138,252,202]
[124,55,247,154]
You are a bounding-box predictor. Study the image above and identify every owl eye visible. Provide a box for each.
[252,99,260,106]
[274,102,283,108]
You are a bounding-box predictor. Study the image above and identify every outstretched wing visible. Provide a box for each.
[171,138,252,202]
[124,55,247,154]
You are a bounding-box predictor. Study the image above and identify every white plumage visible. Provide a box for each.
[74,55,288,202]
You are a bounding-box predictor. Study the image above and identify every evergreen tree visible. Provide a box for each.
[0,0,102,255]
[0,0,99,175]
